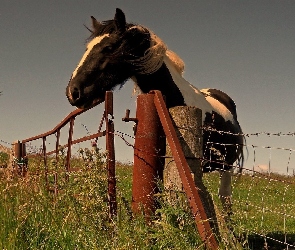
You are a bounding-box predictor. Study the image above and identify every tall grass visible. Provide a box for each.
[0,148,203,249]
[1,146,295,249]
[203,172,295,249]
[0,152,9,167]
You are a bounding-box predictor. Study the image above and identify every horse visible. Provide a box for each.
[66,8,244,214]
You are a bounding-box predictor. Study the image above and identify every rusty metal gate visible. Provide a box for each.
[14,91,116,219]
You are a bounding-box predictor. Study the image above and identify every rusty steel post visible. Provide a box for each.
[14,141,22,161]
[54,129,60,195]
[65,117,75,182]
[14,140,22,174]
[105,91,117,219]
[132,93,165,220]
[42,137,48,189]
[22,143,27,176]
[13,141,27,176]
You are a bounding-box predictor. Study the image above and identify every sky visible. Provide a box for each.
[1,0,295,174]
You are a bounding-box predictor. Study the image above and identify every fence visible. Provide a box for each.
[1,90,295,249]
[201,133,295,249]
[13,91,117,218]
[119,91,295,249]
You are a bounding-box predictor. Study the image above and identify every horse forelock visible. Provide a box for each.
[88,20,129,40]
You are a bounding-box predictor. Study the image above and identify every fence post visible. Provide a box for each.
[13,140,27,177]
[164,106,221,239]
[42,137,49,189]
[152,90,219,249]
[132,92,165,221]
[65,117,75,182]
[105,91,117,219]
[54,129,61,195]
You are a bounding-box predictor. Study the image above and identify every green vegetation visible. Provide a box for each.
[0,152,9,167]
[0,147,295,249]
[0,148,203,249]
[203,172,295,249]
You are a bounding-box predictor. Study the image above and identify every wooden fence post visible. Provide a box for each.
[164,107,203,191]
[164,107,220,238]
[153,90,219,249]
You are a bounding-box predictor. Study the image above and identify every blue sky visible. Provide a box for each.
[1,1,295,174]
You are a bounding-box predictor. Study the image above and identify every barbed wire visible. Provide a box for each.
[1,128,295,151]
[234,194,295,220]
[111,129,295,159]
[109,130,295,183]
[233,223,295,249]
[3,128,295,178]
[3,128,295,177]
[202,127,295,137]
[0,139,12,147]
[114,130,135,140]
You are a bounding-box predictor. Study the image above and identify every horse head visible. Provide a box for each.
[66,8,152,108]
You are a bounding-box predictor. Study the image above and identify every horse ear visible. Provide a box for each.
[91,16,102,31]
[114,8,126,33]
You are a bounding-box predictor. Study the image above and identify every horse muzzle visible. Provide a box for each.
[66,83,104,109]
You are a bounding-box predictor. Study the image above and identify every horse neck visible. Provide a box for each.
[132,61,185,108]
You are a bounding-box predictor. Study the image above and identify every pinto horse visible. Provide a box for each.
[66,8,244,212]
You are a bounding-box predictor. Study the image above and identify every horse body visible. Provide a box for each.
[132,53,244,173]
[66,8,244,212]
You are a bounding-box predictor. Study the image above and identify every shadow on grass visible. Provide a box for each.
[243,232,295,250]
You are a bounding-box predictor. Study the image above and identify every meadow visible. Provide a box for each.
[0,147,294,249]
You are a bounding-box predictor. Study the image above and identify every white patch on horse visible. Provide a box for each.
[163,55,213,120]
[71,34,110,80]
[203,95,234,123]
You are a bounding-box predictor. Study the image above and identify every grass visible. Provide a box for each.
[0,152,9,167]
[0,147,295,249]
[203,171,295,249]
[0,148,203,250]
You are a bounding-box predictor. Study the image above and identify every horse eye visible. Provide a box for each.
[104,46,113,52]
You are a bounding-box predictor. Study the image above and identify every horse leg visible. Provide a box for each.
[218,169,233,219]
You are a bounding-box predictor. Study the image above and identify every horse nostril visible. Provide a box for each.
[72,87,80,101]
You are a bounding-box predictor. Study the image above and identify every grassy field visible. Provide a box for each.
[203,172,295,249]
[0,148,295,249]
